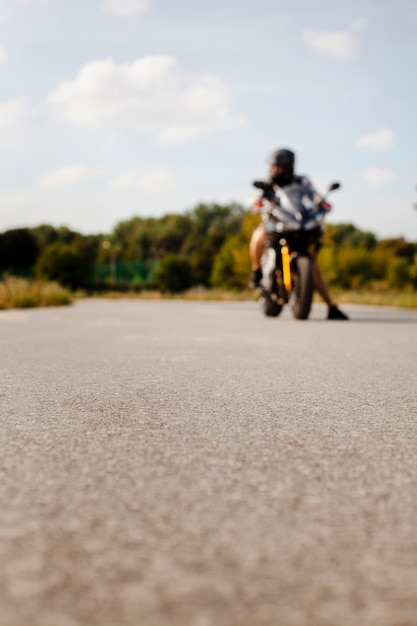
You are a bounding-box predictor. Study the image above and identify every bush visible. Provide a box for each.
[387,258,411,288]
[211,212,259,290]
[211,236,252,290]
[154,254,193,293]
[320,246,375,289]
[0,278,72,309]
[338,248,374,288]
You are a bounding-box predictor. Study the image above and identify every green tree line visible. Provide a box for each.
[1,204,416,293]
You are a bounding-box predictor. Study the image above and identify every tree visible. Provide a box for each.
[154,254,192,293]
[375,237,416,261]
[324,223,377,250]
[0,228,38,271]
[387,258,411,289]
[30,224,59,249]
[112,217,154,261]
[153,214,191,258]
[35,240,93,289]
[181,203,245,286]
[111,216,185,262]
[211,212,258,289]
[110,203,245,286]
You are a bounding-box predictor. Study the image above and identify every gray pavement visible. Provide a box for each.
[1,299,417,626]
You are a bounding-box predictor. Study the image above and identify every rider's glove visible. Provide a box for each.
[320,200,332,212]
[252,199,264,213]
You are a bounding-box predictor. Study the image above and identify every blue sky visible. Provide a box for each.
[1,0,416,239]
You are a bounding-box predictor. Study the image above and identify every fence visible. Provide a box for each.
[0,267,34,279]
[1,261,160,289]
[92,261,159,287]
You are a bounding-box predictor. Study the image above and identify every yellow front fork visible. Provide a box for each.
[281,244,292,293]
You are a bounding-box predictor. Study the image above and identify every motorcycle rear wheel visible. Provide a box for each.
[291,256,313,320]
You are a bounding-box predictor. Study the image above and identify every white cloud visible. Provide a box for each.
[357,129,396,150]
[363,167,396,185]
[0,46,7,64]
[110,169,185,194]
[103,0,147,17]
[302,29,356,59]
[46,55,245,143]
[38,164,107,188]
[351,18,367,32]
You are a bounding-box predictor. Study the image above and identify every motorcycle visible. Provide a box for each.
[252,178,341,319]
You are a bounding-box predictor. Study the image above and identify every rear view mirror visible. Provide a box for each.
[328,182,341,192]
[253,180,269,190]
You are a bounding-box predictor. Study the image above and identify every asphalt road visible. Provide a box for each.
[1,299,417,626]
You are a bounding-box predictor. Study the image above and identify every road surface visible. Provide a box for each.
[1,299,416,626]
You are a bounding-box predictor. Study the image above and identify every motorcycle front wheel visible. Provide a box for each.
[291,256,313,320]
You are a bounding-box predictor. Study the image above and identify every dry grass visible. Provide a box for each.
[87,286,417,308]
[2,277,414,311]
[0,277,72,310]
[86,288,259,302]
[335,288,417,309]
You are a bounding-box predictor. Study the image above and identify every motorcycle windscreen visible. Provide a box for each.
[276,182,315,217]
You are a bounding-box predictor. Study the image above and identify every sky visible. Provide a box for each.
[0,0,416,239]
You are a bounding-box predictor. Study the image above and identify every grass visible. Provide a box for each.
[2,276,415,310]
[85,285,417,308]
[83,287,259,302]
[0,277,73,310]
[334,288,417,309]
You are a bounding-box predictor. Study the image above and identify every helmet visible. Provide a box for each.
[269,148,295,186]
[270,148,295,173]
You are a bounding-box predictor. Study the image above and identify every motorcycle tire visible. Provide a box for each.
[291,256,313,320]
[261,295,282,317]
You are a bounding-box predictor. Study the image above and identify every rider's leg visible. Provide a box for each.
[250,224,266,270]
[249,224,266,287]
[311,258,333,306]
[312,257,349,319]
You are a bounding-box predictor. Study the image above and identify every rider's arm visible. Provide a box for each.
[303,176,332,212]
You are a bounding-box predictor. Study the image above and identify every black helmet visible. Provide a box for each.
[270,148,295,172]
[269,148,295,185]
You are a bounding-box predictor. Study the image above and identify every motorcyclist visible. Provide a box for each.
[249,148,349,320]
